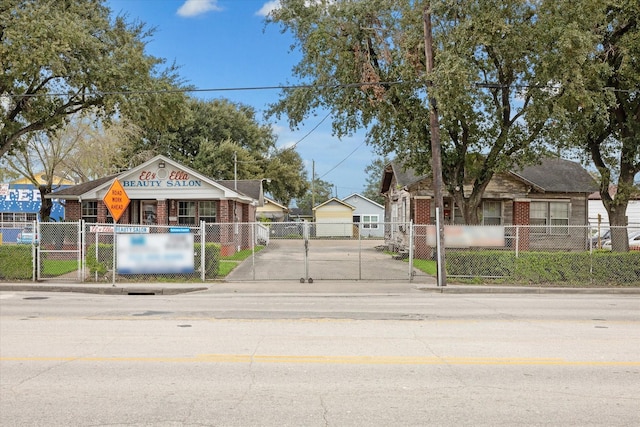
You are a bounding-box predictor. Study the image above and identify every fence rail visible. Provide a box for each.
[0,221,638,285]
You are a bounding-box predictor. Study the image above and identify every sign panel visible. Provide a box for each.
[426,225,505,248]
[102,179,130,222]
[117,233,194,274]
[89,225,150,234]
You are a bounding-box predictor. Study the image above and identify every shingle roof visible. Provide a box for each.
[217,180,262,201]
[384,156,598,194]
[49,175,119,198]
[511,157,598,193]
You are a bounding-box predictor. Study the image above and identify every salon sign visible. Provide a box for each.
[121,169,202,188]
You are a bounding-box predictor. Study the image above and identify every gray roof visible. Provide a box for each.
[217,180,262,201]
[383,156,598,194]
[49,174,119,198]
[511,157,598,193]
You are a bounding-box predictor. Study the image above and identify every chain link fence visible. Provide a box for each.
[0,221,638,285]
[415,224,640,286]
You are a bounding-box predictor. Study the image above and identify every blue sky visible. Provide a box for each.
[106,0,376,199]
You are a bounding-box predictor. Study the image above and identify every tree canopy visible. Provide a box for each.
[0,0,185,158]
[124,97,309,207]
[538,0,640,250]
[267,0,560,224]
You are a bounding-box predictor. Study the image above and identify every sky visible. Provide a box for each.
[106,0,377,200]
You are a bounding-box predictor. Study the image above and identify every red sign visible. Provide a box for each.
[102,179,130,222]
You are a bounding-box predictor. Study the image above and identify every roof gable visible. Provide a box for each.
[49,155,254,202]
[342,193,384,209]
[313,197,355,211]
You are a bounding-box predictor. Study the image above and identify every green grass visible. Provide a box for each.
[221,246,264,261]
[384,250,438,276]
[218,260,238,276]
[217,246,265,276]
[42,259,79,276]
[410,258,437,275]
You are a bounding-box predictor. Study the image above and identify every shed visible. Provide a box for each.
[313,198,355,237]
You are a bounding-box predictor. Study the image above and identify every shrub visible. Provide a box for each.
[194,243,220,279]
[0,245,33,280]
[446,250,640,285]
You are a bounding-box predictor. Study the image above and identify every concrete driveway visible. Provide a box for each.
[226,238,435,283]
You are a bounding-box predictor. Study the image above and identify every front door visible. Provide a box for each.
[141,200,157,225]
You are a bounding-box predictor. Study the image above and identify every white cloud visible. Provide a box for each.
[177,0,222,18]
[256,1,281,17]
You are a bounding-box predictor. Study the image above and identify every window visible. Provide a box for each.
[82,201,98,223]
[482,201,502,225]
[530,201,569,234]
[199,201,217,223]
[178,201,196,225]
[362,214,379,229]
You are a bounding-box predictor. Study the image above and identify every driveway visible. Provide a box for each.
[226,238,435,283]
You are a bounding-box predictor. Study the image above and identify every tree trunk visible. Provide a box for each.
[38,185,53,222]
[606,199,630,252]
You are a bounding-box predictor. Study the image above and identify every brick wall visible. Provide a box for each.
[66,201,81,221]
[414,197,432,259]
[513,200,530,251]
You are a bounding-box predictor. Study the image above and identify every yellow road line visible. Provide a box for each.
[1,354,639,366]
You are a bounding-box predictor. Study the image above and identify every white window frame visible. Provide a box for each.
[178,201,196,225]
[362,214,379,229]
[199,201,217,223]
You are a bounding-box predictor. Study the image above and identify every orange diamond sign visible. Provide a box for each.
[103,179,130,222]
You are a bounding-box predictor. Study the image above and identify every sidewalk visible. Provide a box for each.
[1,280,639,295]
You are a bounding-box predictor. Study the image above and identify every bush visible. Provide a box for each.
[446,250,640,285]
[86,243,113,276]
[0,245,33,280]
[194,242,220,279]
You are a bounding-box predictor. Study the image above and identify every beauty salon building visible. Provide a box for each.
[49,155,264,255]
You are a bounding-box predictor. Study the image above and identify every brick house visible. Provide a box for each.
[381,156,598,253]
[48,155,265,256]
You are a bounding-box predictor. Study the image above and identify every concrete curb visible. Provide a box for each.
[1,282,639,295]
[0,285,207,295]
[417,285,640,294]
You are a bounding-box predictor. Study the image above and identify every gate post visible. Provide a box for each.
[408,220,414,282]
[201,220,206,282]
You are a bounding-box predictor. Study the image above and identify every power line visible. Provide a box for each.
[3,80,636,99]
[318,140,366,180]
[2,81,406,99]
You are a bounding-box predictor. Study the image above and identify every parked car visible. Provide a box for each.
[16,225,39,244]
[601,230,640,251]
[589,229,610,249]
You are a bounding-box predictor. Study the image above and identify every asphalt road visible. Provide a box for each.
[1,291,639,426]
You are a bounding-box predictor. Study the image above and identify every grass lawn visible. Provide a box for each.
[42,259,79,276]
[218,246,265,276]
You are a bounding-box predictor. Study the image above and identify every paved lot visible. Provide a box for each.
[226,238,433,283]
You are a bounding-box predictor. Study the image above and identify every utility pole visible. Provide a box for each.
[424,3,447,286]
[233,151,237,191]
[311,160,315,209]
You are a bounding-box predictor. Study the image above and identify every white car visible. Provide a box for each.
[601,230,640,250]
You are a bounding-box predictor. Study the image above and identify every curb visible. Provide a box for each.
[0,285,207,295]
[417,286,640,294]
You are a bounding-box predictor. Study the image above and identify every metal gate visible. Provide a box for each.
[226,222,422,282]
[37,221,83,282]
